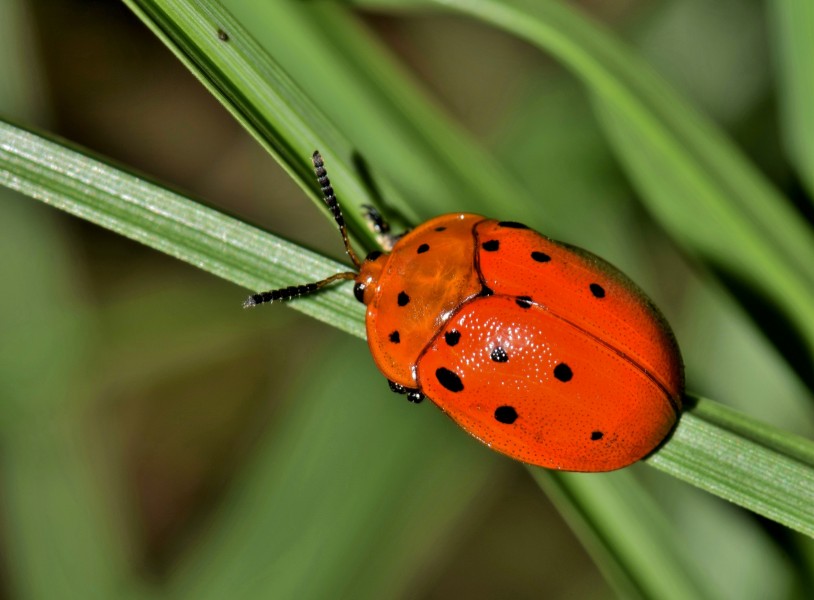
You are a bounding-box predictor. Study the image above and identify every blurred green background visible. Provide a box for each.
[1,0,813,598]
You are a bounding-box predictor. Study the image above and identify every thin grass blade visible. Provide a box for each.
[219,0,533,220]
[357,0,814,384]
[0,120,365,338]
[768,0,814,199]
[169,336,500,600]
[534,469,716,600]
[123,0,382,247]
[648,396,814,538]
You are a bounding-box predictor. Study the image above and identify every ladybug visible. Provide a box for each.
[245,151,683,472]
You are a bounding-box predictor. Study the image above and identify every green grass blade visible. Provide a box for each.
[122,0,381,247]
[0,198,136,600]
[0,3,145,598]
[123,0,535,239]
[367,0,814,376]
[169,337,500,600]
[0,119,365,339]
[534,469,716,600]
[495,76,801,596]
[219,0,533,220]
[769,0,814,199]
[648,396,814,537]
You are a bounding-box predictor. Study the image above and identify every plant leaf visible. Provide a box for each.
[534,469,717,600]
[218,0,533,221]
[356,0,814,385]
[0,119,365,339]
[168,336,501,600]
[123,0,382,249]
[768,0,814,199]
[648,395,814,538]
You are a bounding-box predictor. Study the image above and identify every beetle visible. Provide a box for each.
[245,152,683,471]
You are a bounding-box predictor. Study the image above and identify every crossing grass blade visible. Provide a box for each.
[218,0,534,221]
[122,0,381,250]
[768,0,814,199]
[356,0,814,385]
[534,469,717,600]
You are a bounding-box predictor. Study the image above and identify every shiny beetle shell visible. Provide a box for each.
[354,214,682,472]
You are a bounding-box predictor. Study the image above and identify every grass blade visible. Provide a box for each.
[361,0,814,382]
[0,197,137,600]
[534,469,716,600]
[124,0,535,237]
[123,0,382,248]
[648,396,814,538]
[768,0,814,199]
[169,336,499,599]
[0,119,365,339]
[219,0,533,220]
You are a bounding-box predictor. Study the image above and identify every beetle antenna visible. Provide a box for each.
[312,150,362,269]
[243,271,356,308]
[243,151,363,309]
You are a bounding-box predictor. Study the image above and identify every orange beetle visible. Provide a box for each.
[245,152,683,472]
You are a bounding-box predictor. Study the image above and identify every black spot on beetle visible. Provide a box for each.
[436,368,464,392]
[494,405,518,424]
[554,363,573,382]
[389,331,400,343]
[591,431,604,441]
[353,282,366,303]
[434,226,447,232]
[417,243,430,254]
[498,221,529,229]
[480,285,494,297]
[590,283,605,298]
[366,250,383,261]
[444,330,461,346]
[531,251,551,263]
[516,296,533,309]
[491,347,508,362]
[482,240,500,252]
[397,291,410,306]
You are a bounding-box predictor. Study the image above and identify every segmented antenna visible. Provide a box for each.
[242,272,355,308]
[242,151,359,308]
[312,151,362,269]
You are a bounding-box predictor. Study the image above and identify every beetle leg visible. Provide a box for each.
[406,390,424,404]
[387,380,424,404]
[362,204,409,251]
